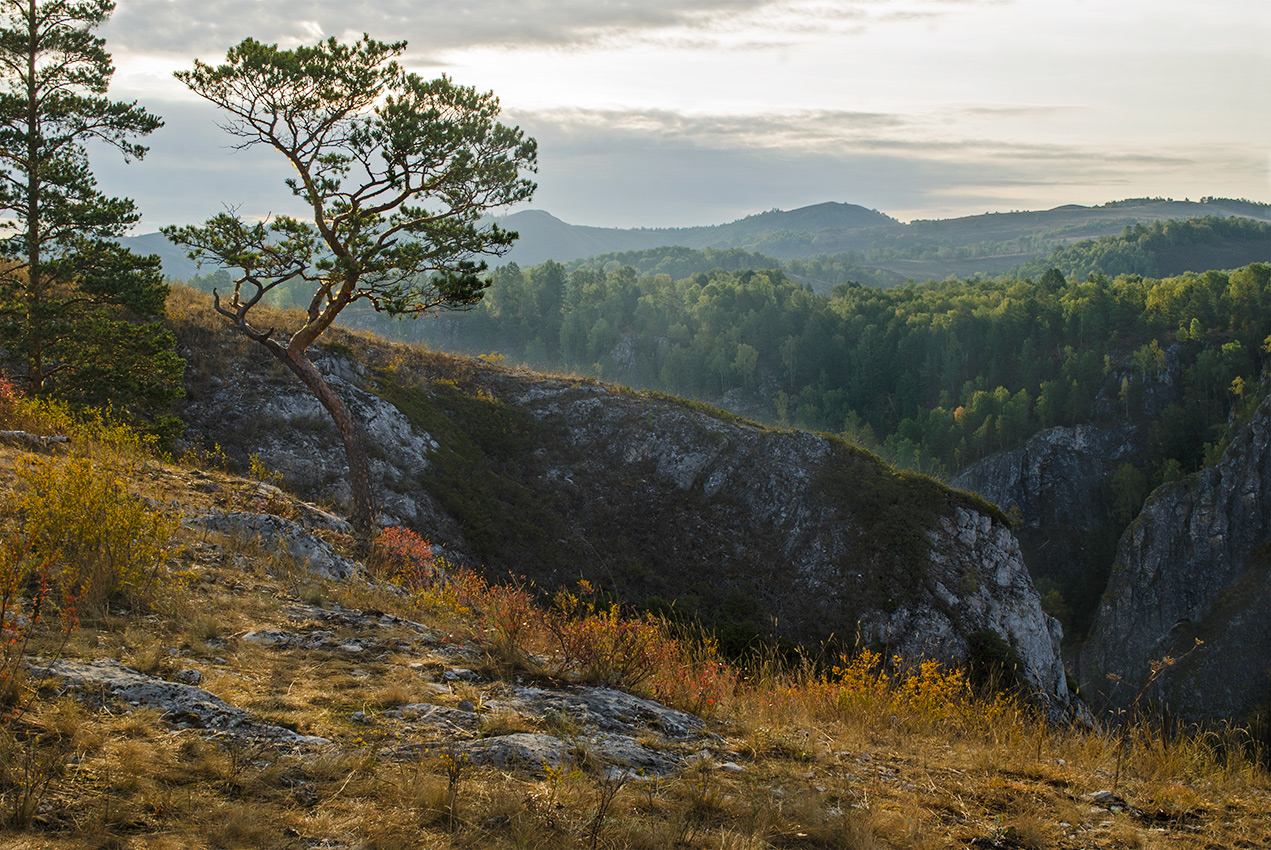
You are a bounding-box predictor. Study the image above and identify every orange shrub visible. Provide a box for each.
[0,535,66,715]
[479,581,542,668]
[0,372,22,429]
[369,526,438,589]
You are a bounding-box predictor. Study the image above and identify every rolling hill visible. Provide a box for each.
[126,196,1271,285]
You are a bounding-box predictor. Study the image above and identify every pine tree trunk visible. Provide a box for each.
[273,347,377,536]
[24,5,42,392]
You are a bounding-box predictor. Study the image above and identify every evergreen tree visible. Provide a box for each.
[0,0,181,425]
[166,36,536,534]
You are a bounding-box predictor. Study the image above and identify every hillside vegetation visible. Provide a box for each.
[1016,217,1271,281]
[309,257,1271,655]
[139,196,1271,287]
[1,375,1268,849]
[343,260,1271,485]
[484,197,1271,274]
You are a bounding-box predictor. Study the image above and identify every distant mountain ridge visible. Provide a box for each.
[126,196,1271,283]
[490,201,897,267]
[489,197,1271,271]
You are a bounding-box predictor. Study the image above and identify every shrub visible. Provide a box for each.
[369,526,438,589]
[647,635,737,716]
[0,372,20,428]
[795,648,1021,736]
[545,582,674,690]
[18,455,179,615]
[0,534,79,829]
[0,535,57,714]
[544,581,737,711]
[0,383,162,459]
[479,580,542,670]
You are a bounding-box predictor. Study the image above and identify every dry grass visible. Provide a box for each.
[1,347,1269,848]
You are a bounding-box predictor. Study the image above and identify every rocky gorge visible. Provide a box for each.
[1076,392,1271,721]
[950,383,1271,726]
[950,422,1141,639]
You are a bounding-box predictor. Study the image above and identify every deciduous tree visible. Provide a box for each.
[165,35,537,534]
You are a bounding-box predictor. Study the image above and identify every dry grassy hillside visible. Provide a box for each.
[0,320,1268,849]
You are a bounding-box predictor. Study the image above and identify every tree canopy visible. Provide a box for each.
[166,34,537,533]
[0,0,181,427]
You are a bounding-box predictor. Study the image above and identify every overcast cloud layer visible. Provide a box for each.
[87,0,1271,230]
[104,0,997,57]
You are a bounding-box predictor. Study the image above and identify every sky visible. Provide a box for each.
[88,0,1271,230]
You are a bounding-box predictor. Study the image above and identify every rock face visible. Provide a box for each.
[185,511,358,579]
[176,334,1070,707]
[1077,393,1271,722]
[950,424,1142,635]
[518,381,1069,706]
[178,351,459,536]
[951,424,1140,584]
[32,658,329,746]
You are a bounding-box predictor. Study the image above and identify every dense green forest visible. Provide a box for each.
[188,248,1271,490]
[327,260,1268,486]
[1017,216,1271,281]
[183,209,1271,484]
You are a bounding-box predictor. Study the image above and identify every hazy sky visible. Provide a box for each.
[91,0,1271,230]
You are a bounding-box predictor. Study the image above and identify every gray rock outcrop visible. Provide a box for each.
[185,511,358,579]
[951,423,1142,637]
[176,337,1071,707]
[951,423,1140,587]
[178,351,459,534]
[1077,392,1271,721]
[31,658,329,746]
[518,381,1069,707]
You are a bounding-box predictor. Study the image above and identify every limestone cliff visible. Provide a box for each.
[950,424,1141,635]
[1077,392,1271,721]
[175,328,1070,706]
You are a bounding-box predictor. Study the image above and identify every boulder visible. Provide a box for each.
[185,511,357,579]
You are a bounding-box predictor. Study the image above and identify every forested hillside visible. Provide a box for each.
[327,258,1271,649]
[177,210,1271,657]
[149,195,1271,287]
[488,197,1271,269]
[1016,216,1271,281]
[347,261,1271,482]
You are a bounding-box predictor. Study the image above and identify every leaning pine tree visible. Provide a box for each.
[165,36,537,535]
[0,0,183,428]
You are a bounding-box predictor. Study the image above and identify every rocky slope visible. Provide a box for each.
[10,439,1261,849]
[1076,392,1271,722]
[174,318,1070,707]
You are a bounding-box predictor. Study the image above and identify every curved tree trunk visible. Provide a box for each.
[272,347,377,536]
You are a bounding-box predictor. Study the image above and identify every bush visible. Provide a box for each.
[18,454,179,615]
[0,372,19,428]
[368,526,438,589]
[0,535,55,714]
[546,582,677,690]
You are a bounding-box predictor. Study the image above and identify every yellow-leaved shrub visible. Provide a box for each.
[18,455,179,614]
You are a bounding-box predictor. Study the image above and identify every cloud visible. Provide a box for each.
[529,108,911,152]
[517,106,1164,166]
[103,0,774,59]
[509,107,1250,225]
[90,93,1256,235]
[102,0,1013,61]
